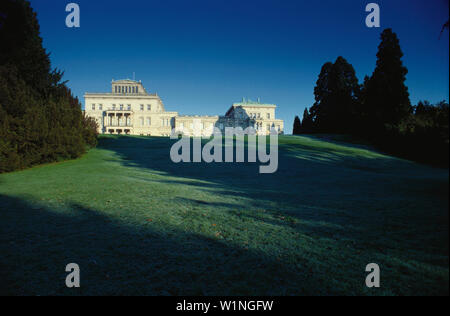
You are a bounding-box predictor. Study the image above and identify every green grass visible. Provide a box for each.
[0,135,448,295]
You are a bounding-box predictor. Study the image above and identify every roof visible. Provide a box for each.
[112,79,141,84]
[232,98,276,107]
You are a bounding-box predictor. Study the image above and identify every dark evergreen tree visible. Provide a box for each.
[292,116,302,135]
[309,62,333,131]
[0,0,97,173]
[301,107,313,133]
[309,57,360,133]
[362,28,412,134]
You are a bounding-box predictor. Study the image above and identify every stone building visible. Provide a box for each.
[84,79,284,136]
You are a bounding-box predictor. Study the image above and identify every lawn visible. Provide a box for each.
[0,135,448,295]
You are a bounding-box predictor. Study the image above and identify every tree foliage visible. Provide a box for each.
[0,0,98,173]
[294,28,448,166]
[292,116,302,135]
[362,28,412,133]
[309,56,360,133]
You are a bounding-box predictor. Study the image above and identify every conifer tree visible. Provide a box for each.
[0,0,98,173]
[301,107,314,133]
[309,57,360,133]
[362,28,412,134]
[293,116,302,135]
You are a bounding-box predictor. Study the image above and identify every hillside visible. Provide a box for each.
[0,135,448,295]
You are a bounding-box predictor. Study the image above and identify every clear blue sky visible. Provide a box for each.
[29,0,449,133]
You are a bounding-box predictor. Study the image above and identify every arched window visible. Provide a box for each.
[146,117,151,126]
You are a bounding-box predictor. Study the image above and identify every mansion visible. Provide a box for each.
[84,79,284,137]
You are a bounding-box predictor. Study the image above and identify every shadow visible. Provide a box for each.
[1,135,448,295]
[92,135,449,295]
[0,194,330,296]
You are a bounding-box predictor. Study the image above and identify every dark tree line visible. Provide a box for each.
[293,28,449,166]
[0,0,98,173]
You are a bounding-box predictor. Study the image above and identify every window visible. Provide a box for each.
[132,87,135,93]
[267,124,270,131]
[120,104,123,110]
[140,104,144,111]
[99,104,103,111]
[257,113,261,119]
[136,87,139,93]
[267,113,270,119]
[147,104,151,111]
[201,123,205,129]
[92,104,95,110]
[127,105,131,110]
[112,104,116,110]
[146,117,151,126]
[140,117,144,126]
[114,86,117,93]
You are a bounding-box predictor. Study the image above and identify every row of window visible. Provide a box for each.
[114,86,138,94]
[248,112,271,119]
[254,122,281,131]
[91,104,157,111]
[175,122,280,131]
[137,118,171,127]
[178,122,215,129]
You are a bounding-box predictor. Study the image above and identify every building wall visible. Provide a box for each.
[84,80,284,137]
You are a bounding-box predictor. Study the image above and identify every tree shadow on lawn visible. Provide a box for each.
[99,135,448,230]
[95,135,449,295]
[1,194,343,296]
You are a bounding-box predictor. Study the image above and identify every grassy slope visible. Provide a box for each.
[0,135,448,295]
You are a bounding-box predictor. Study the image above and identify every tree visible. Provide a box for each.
[0,0,97,173]
[292,116,302,135]
[362,28,412,135]
[309,57,360,133]
[301,107,314,133]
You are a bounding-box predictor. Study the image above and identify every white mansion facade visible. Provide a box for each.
[84,79,284,137]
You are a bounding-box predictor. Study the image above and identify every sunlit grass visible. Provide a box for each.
[0,135,448,295]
